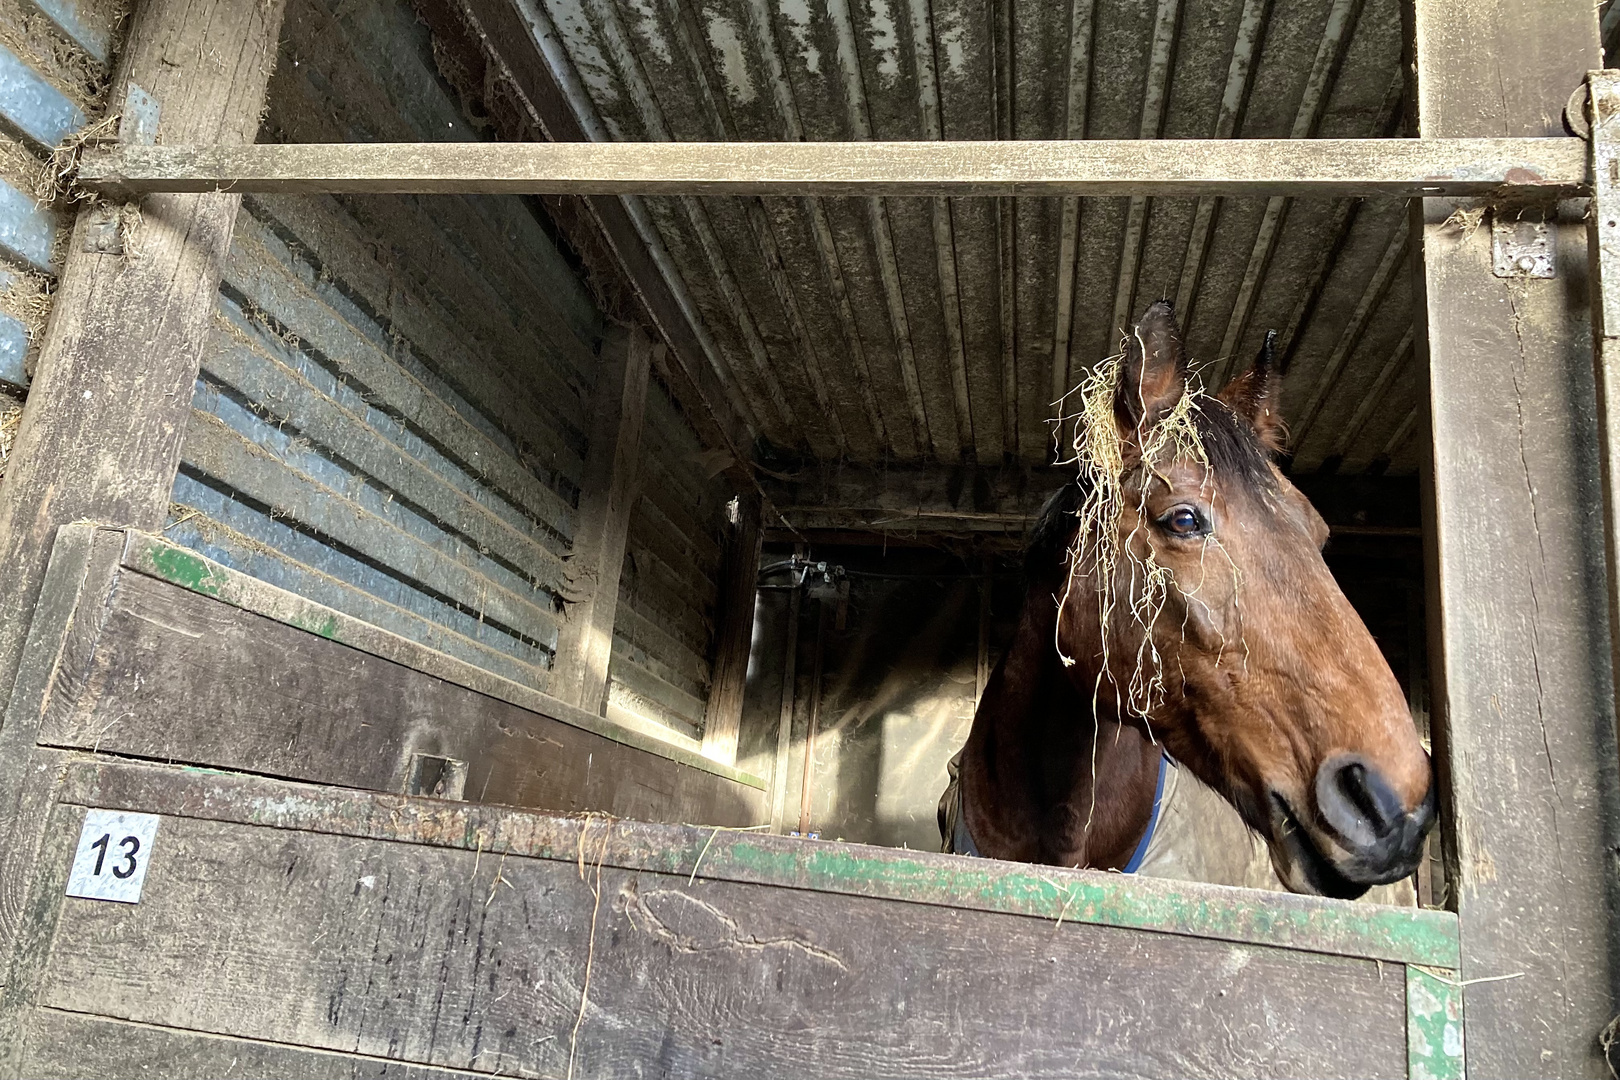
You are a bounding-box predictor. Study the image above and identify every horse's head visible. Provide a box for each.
[1055,300,1435,898]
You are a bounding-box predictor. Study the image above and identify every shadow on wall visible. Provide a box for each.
[738,545,1021,851]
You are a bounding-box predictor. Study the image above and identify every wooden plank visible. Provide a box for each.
[160,511,551,687]
[243,195,592,490]
[1410,2,1618,1075]
[607,647,707,728]
[223,221,581,536]
[29,794,1412,1079]
[552,326,651,714]
[181,409,562,646]
[1587,74,1620,1017]
[0,0,286,717]
[764,461,1066,534]
[637,455,724,567]
[702,493,762,764]
[769,561,803,834]
[202,313,569,593]
[613,600,712,693]
[116,529,763,789]
[19,1009,480,1080]
[0,528,121,963]
[29,568,763,823]
[56,761,1459,966]
[620,551,717,649]
[262,3,602,385]
[627,508,722,603]
[76,137,1587,199]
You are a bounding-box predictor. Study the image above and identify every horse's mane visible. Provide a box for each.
[1026,397,1277,581]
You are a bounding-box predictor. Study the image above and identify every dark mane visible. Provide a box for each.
[1024,397,1277,579]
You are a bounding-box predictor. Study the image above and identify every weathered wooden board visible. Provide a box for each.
[56,763,1460,969]
[552,326,651,714]
[0,0,286,719]
[76,137,1587,199]
[24,767,1426,1079]
[702,492,763,764]
[1412,1,1620,1076]
[19,1010,475,1080]
[30,556,763,828]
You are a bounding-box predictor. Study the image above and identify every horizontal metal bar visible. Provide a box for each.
[75,137,1588,198]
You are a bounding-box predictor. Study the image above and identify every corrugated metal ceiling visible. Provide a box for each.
[521,0,1420,474]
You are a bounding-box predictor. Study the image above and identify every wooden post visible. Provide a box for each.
[1409,2,1617,1074]
[768,545,804,834]
[551,325,650,716]
[796,599,828,837]
[701,492,762,765]
[976,555,993,704]
[0,0,287,719]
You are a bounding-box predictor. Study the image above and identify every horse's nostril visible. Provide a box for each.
[1336,762,1399,835]
[1316,755,1408,848]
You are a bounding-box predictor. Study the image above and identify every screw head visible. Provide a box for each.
[1516,254,1537,272]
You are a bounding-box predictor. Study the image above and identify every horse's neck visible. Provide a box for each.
[961,584,1161,868]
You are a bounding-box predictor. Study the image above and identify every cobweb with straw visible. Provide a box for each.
[1052,345,1236,724]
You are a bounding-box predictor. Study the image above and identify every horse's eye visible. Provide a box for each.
[1160,506,1206,537]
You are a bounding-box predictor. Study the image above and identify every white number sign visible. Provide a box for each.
[66,810,160,904]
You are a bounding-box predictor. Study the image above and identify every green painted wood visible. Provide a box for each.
[59,759,1459,967]
[117,530,766,790]
[1407,966,1465,1080]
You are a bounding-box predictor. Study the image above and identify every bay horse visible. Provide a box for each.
[942,300,1435,899]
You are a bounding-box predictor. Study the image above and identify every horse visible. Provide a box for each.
[940,300,1435,899]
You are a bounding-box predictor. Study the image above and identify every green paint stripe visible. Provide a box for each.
[702,838,1460,966]
[143,543,231,598]
[121,531,766,789]
[1407,966,1465,1079]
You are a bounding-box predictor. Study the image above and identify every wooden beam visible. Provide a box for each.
[552,325,651,716]
[1409,2,1618,1075]
[701,493,763,766]
[976,554,992,704]
[0,0,286,723]
[75,136,1587,199]
[763,461,1069,535]
[1587,73,1620,1074]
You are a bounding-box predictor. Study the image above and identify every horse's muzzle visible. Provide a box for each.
[1312,752,1438,884]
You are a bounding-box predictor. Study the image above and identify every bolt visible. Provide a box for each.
[1516,255,1536,273]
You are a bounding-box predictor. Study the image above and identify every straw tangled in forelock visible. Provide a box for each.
[1051,341,1220,721]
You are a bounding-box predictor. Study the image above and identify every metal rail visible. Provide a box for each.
[74,136,1587,198]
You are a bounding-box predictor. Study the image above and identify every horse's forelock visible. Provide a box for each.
[1027,402,1276,579]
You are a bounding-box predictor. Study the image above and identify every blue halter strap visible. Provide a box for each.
[953,751,1170,871]
[1120,752,1171,873]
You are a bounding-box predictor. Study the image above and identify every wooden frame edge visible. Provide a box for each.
[115,529,767,791]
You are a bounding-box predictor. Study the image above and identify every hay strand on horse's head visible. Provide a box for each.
[1054,339,1215,720]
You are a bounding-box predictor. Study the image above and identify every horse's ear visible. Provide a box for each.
[1217,329,1285,452]
[1114,300,1189,446]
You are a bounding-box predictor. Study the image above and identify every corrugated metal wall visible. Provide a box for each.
[160,0,729,741]
[0,0,122,465]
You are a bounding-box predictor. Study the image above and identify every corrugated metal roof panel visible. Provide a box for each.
[528,0,1420,473]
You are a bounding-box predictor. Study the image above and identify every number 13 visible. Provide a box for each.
[87,833,141,879]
